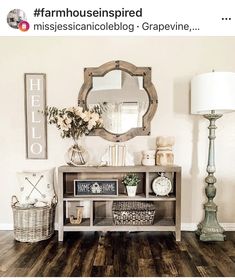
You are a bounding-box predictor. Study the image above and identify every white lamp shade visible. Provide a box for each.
[191,72,235,114]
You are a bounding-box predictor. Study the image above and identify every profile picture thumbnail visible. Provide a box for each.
[7,9,28,30]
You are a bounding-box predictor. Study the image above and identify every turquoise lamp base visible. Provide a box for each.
[196,113,226,242]
[196,201,226,242]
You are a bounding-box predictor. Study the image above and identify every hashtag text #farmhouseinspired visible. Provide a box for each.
[33,8,143,19]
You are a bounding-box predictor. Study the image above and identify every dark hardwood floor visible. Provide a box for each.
[0,231,235,277]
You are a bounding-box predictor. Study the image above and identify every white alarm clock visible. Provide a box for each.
[152,173,172,196]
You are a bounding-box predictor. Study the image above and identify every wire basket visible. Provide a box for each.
[112,201,155,225]
[11,195,57,242]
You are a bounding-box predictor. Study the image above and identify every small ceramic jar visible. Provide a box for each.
[142,150,156,166]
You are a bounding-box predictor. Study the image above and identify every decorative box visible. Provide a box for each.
[112,201,155,225]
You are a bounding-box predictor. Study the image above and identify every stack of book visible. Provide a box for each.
[108,144,127,166]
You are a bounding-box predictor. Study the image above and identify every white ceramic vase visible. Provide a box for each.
[126,185,137,197]
[142,150,156,166]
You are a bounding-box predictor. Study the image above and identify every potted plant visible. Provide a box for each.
[122,173,141,197]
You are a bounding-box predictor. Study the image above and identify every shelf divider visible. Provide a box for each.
[145,172,149,198]
[90,201,93,226]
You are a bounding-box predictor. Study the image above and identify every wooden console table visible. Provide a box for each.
[58,165,181,241]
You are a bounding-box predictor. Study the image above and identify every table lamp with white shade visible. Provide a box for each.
[191,71,235,242]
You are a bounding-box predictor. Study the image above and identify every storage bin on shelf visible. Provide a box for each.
[112,201,155,225]
[11,195,57,242]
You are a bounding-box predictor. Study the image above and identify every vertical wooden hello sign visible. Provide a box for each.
[24,73,47,159]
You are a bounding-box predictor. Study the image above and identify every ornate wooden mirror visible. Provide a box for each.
[78,60,158,142]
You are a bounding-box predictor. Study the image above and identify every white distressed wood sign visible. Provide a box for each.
[25,73,47,159]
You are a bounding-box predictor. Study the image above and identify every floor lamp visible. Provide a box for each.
[191,71,235,242]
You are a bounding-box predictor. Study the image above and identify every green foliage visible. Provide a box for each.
[122,173,141,186]
[43,105,103,140]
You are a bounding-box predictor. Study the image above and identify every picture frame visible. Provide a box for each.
[74,179,118,196]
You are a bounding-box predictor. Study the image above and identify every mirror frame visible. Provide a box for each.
[78,60,158,142]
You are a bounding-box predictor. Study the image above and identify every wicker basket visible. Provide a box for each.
[112,201,155,225]
[11,195,57,242]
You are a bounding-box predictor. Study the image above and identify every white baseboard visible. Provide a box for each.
[180,223,235,231]
[181,223,197,231]
[221,223,235,231]
[0,223,235,231]
[0,224,13,230]
[181,223,235,231]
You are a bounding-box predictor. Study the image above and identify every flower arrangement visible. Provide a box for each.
[45,105,103,142]
[122,173,141,186]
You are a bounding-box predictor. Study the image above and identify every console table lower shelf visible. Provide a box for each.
[63,217,175,232]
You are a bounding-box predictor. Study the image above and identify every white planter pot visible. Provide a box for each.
[126,185,137,197]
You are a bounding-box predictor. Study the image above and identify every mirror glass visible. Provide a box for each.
[87,70,149,134]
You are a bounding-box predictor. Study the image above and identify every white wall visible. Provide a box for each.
[0,37,235,229]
